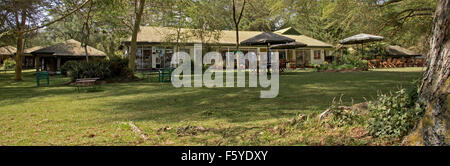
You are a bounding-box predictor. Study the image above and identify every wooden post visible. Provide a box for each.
[57,57,61,71]
[34,55,40,72]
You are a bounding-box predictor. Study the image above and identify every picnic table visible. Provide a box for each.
[75,78,100,92]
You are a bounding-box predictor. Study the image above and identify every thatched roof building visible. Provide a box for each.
[32,39,106,72]
[123,26,333,48]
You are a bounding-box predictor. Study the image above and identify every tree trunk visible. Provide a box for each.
[232,0,246,51]
[235,25,240,51]
[15,30,24,81]
[14,10,26,81]
[404,0,449,146]
[128,0,146,72]
[83,1,94,62]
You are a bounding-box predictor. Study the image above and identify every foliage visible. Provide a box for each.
[61,57,133,81]
[315,54,368,72]
[1,58,15,70]
[368,88,425,139]
[365,43,389,59]
[61,60,111,81]
[109,56,132,78]
[324,105,361,128]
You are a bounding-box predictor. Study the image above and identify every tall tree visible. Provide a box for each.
[232,0,246,51]
[81,0,94,62]
[0,0,91,81]
[128,0,146,72]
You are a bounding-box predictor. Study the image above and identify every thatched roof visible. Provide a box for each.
[339,33,384,45]
[240,32,295,45]
[0,46,16,55]
[386,45,421,57]
[24,46,43,54]
[274,27,302,35]
[270,42,307,49]
[123,26,333,48]
[32,39,106,57]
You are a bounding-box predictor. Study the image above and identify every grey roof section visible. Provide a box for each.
[386,45,422,57]
[270,42,307,49]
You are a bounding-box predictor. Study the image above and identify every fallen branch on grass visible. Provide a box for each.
[129,121,149,141]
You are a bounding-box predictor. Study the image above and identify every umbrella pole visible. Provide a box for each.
[267,44,270,73]
[361,43,364,57]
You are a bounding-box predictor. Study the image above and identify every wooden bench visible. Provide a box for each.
[75,78,100,92]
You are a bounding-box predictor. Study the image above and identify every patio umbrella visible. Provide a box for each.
[269,42,307,49]
[241,32,295,71]
[339,33,384,56]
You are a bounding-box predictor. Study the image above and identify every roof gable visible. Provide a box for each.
[274,27,301,35]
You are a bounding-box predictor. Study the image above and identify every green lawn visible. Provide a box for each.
[0,69,423,145]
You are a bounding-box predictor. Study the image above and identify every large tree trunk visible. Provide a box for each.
[404,0,449,146]
[14,30,24,81]
[14,10,26,81]
[128,0,146,72]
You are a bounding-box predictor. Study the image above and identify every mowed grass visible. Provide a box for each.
[0,69,423,145]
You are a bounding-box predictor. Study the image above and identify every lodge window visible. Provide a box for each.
[314,50,321,60]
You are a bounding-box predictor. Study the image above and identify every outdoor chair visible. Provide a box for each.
[415,59,424,67]
[407,59,415,67]
[392,58,400,68]
[36,72,50,87]
[386,58,395,68]
[279,60,287,73]
[368,60,377,69]
[400,58,408,67]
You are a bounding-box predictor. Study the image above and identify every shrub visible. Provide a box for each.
[61,60,112,81]
[109,56,132,78]
[326,107,360,128]
[1,58,15,70]
[367,88,425,139]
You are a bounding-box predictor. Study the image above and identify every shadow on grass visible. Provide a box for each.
[0,70,423,124]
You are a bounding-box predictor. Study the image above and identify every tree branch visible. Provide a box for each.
[0,0,92,38]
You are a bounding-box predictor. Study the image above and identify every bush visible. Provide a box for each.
[61,60,112,81]
[109,56,132,78]
[368,88,425,139]
[1,58,15,70]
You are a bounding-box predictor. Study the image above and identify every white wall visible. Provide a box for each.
[309,49,325,65]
